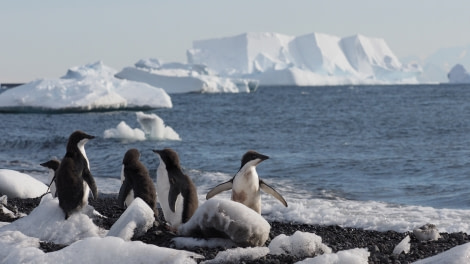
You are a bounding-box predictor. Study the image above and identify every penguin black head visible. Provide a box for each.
[240,150,269,170]
[40,159,60,171]
[123,148,140,165]
[153,148,181,168]
[66,130,95,151]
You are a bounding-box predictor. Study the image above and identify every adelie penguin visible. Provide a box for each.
[55,130,98,219]
[118,148,158,218]
[206,150,288,214]
[153,148,198,230]
[40,159,60,198]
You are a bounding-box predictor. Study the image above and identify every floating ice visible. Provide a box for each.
[187,32,421,86]
[116,59,258,93]
[0,61,172,112]
[103,111,181,141]
[269,231,331,258]
[103,121,146,142]
[447,64,470,83]
[107,197,155,241]
[297,248,370,264]
[178,198,270,247]
[0,169,48,199]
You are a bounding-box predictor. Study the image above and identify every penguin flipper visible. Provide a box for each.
[260,180,288,207]
[168,183,181,213]
[117,178,132,208]
[206,180,233,200]
[83,168,98,199]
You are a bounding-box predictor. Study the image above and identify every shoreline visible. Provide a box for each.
[1,195,469,263]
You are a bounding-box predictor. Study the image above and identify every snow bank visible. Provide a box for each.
[103,111,181,141]
[115,59,258,93]
[0,169,48,199]
[413,242,470,264]
[0,61,172,112]
[107,198,155,241]
[178,198,270,247]
[187,32,421,86]
[0,194,104,245]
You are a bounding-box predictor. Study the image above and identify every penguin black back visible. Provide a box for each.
[56,130,98,219]
[153,148,198,225]
[118,148,158,217]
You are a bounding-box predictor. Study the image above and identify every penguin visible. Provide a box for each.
[118,148,158,218]
[153,148,198,230]
[55,130,98,219]
[206,150,288,214]
[40,159,60,198]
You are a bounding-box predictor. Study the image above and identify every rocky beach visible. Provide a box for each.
[1,194,469,263]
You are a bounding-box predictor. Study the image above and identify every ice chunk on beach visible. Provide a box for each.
[202,247,269,264]
[0,194,104,245]
[107,198,155,241]
[0,169,48,199]
[269,231,332,258]
[0,61,172,112]
[178,198,270,247]
[297,248,370,264]
[103,111,181,141]
[393,235,410,255]
[413,224,441,241]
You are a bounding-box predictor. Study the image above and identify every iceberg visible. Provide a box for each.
[115,58,259,94]
[0,61,172,113]
[447,64,470,83]
[187,32,422,86]
[413,44,470,83]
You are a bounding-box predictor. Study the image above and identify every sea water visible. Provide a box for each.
[1,84,470,233]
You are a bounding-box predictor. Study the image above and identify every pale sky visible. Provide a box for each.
[1,0,469,83]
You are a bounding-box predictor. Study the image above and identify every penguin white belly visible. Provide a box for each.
[156,162,183,228]
[82,182,90,206]
[48,170,57,198]
[232,167,261,213]
[79,142,91,206]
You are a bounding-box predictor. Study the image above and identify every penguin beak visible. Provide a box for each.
[259,154,269,161]
[152,149,161,156]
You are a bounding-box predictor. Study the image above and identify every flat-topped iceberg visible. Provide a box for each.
[187,32,422,86]
[0,61,172,113]
[115,58,258,94]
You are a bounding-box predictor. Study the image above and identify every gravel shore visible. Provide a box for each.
[2,194,469,263]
